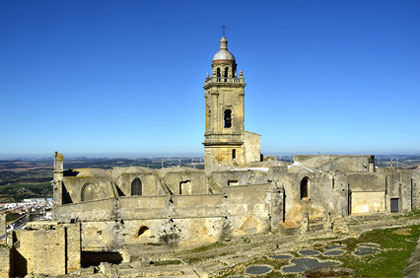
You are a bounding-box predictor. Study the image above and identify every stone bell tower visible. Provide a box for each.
[203,36,261,169]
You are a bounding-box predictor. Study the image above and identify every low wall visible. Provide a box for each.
[54,198,116,221]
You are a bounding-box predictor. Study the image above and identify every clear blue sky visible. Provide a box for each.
[1,0,419,158]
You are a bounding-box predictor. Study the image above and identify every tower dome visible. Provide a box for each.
[213,36,235,62]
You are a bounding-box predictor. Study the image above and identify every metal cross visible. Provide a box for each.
[221,24,227,36]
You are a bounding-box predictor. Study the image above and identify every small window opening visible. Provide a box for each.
[232,149,236,159]
[138,226,150,237]
[332,178,335,189]
[300,177,310,200]
[217,67,221,81]
[228,180,239,186]
[224,109,232,128]
[224,67,228,82]
[179,180,192,195]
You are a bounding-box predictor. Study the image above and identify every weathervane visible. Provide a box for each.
[221,24,227,36]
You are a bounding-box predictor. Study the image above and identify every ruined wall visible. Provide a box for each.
[294,155,372,172]
[66,223,81,272]
[385,170,413,212]
[161,171,207,195]
[11,223,81,276]
[278,171,349,224]
[60,166,213,204]
[210,169,271,187]
[33,228,66,275]
[53,198,116,221]
[12,230,34,277]
[114,172,161,196]
[352,191,385,213]
[223,183,272,237]
[348,170,415,213]
[53,152,64,206]
[0,245,10,278]
[54,182,281,250]
[62,176,115,203]
[348,173,385,191]
[348,173,385,213]
[243,131,261,164]
[75,194,225,250]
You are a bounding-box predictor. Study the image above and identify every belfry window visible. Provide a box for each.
[131,178,142,196]
[300,177,310,200]
[224,67,228,81]
[224,109,232,128]
[217,68,221,81]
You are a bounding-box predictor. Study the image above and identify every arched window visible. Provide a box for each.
[300,177,310,199]
[81,183,97,202]
[224,67,228,81]
[224,109,232,128]
[216,68,221,81]
[131,178,142,196]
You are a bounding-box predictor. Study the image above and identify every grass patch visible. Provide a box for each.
[184,257,201,264]
[188,241,225,253]
[337,225,420,277]
[216,225,420,277]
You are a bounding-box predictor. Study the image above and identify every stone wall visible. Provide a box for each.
[348,170,416,213]
[54,183,279,251]
[204,145,245,168]
[11,223,81,276]
[161,171,207,195]
[66,223,82,272]
[63,176,115,203]
[114,171,161,196]
[348,173,385,213]
[0,245,10,278]
[243,131,261,164]
[352,191,385,213]
[294,155,372,172]
[412,168,420,210]
[0,213,5,245]
[33,227,66,275]
[49,154,420,270]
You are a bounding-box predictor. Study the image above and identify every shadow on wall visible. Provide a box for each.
[11,247,27,277]
[63,169,80,177]
[81,251,123,268]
